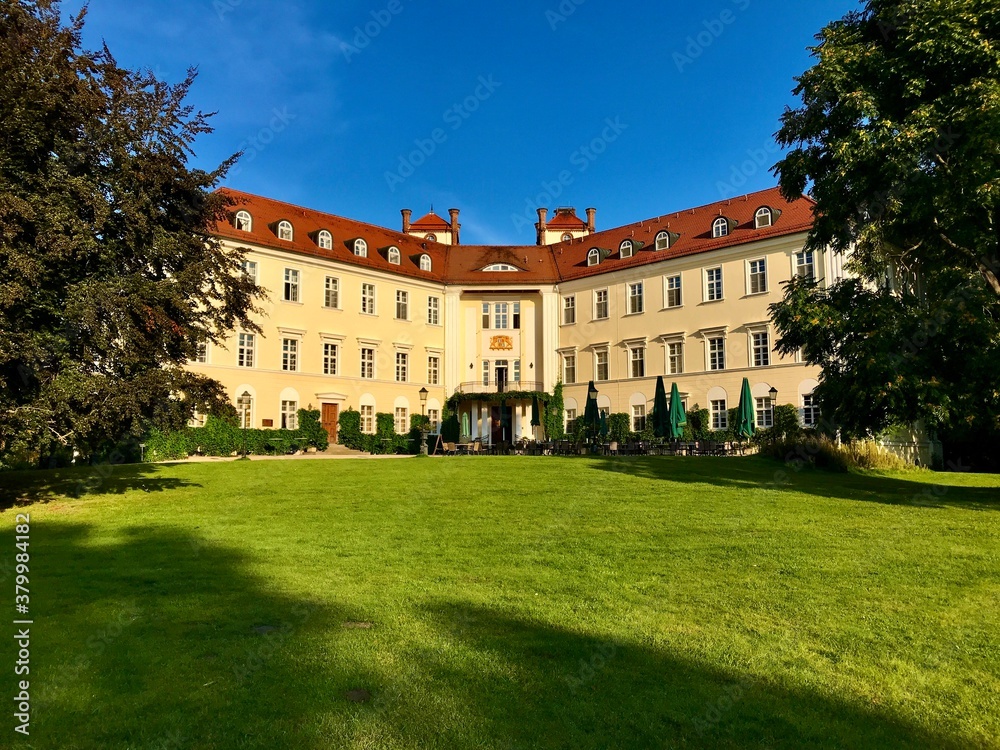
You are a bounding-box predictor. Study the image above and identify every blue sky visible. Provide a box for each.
[76,0,858,245]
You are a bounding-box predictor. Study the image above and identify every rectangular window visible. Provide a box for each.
[189,410,207,429]
[428,356,440,385]
[494,303,509,330]
[282,338,299,372]
[361,283,375,314]
[628,282,644,314]
[281,400,298,430]
[711,400,728,430]
[394,407,407,435]
[323,342,338,375]
[360,347,375,379]
[706,267,723,301]
[283,268,300,302]
[748,259,768,294]
[566,408,578,434]
[395,352,408,382]
[428,409,440,433]
[795,251,816,281]
[241,259,258,282]
[513,359,521,383]
[564,354,576,384]
[632,405,646,432]
[595,289,609,320]
[194,342,208,364]
[596,350,609,382]
[665,275,682,308]
[753,332,771,367]
[361,405,374,434]
[756,397,774,429]
[563,296,576,325]
[512,302,521,329]
[395,290,408,320]
[482,360,490,386]
[667,342,684,375]
[238,333,255,368]
[482,302,490,330]
[324,276,340,308]
[803,395,820,427]
[709,337,726,371]
[630,347,645,378]
[427,296,440,325]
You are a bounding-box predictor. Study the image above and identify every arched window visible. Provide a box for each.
[317,230,333,250]
[354,239,368,257]
[655,231,670,251]
[480,263,520,272]
[419,254,432,272]
[234,211,252,232]
[712,217,729,239]
[425,234,437,242]
[277,220,293,241]
[587,248,601,267]
[561,233,573,243]
[387,246,401,265]
[755,207,773,229]
[620,240,634,258]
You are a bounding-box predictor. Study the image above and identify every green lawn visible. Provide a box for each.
[3,456,999,749]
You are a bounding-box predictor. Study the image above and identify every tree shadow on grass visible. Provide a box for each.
[586,455,1000,512]
[0,463,198,511]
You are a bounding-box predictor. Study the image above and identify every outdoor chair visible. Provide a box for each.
[608,441,618,456]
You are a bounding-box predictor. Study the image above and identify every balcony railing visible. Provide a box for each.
[456,380,544,395]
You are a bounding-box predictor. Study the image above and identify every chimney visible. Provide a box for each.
[536,208,548,246]
[401,209,412,234]
[449,208,460,245]
[586,207,596,233]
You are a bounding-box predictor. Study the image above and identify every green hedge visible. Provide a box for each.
[145,408,328,462]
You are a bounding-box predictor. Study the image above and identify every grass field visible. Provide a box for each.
[2,456,999,749]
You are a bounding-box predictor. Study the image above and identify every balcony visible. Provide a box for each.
[456,380,544,395]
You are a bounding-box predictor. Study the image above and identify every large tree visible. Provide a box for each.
[0,1,261,465]
[771,0,1000,445]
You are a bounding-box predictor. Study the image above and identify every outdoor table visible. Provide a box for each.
[456,443,471,455]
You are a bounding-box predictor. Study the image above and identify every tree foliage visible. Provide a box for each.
[771,0,1000,442]
[0,1,261,464]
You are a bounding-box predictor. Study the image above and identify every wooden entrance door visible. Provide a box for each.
[321,403,339,444]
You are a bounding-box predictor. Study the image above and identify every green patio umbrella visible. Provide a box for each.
[668,382,687,439]
[734,377,756,440]
[652,376,670,438]
[583,381,600,437]
[461,411,470,438]
[531,394,541,427]
[599,411,609,439]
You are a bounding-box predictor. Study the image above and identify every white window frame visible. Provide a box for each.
[240,259,258,282]
[494,303,509,330]
[428,356,440,385]
[360,404,375,434]
[630,346,645,378]
[277,221,293,241]
[594,289,609,320]
[419,254,432,272]
[666,341,684,375]
[587,248,601,267]
[394,407,408,435]
[752,331,771,368]
[627,282,644,315]
[712,217,729,239]
[281,337,299,372]
[237,332,255,368]
[395,351,408,383]
[705,267,723,302]
[360,347,376,379]
[361,283,376,315]
[595,349,610,382]
[620,240,634,258]
[708,337,726,371]
[756,397,774,428]
[802,394,820,427]
[354,239,368,258]
[632,405,646,432]
[324,276,340,309]
[664,274,682,308]
[563,354,577,384]
[755,207,773,229]
[281,400,299,430]
[711,400,728,430]
[427,296,440,325]
[563,295,576,325]
[317,230,333,250]
[795,250,816,282]
[388,246,401,265]
[283,268,300,303]
[194,342,209,364]
[655,231,670,251]
[747,258,768,295]
[235,211,252,232]
[322,342,338,376]
[395,290,409,320]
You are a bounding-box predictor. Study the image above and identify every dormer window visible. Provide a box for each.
[755,207,774,229]
[234,211,252,232]
[655,231,670,251]
[561,233,573,242]
[712,217,729,239]
[277,221,293,241]
[317,230,333,250]
[387,247,401,265]
[354,239,368,257]
[480,263,520,272]
[620,240,634,258]
[425,234,437,242]
[419,254,432,272]
[587,248,601,267]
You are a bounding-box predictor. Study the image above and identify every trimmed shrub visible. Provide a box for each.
[608,413,630,444]
[338,408,366,451]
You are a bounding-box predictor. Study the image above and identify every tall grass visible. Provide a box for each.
[763,435,918,472]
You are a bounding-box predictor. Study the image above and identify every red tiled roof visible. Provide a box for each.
[213,189,448,282]
[546,209,587,230]
[211,187,814,287]
[409,211,452,231]
[551,187,815,281]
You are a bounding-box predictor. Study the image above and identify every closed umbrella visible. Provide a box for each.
[599,411,609,439]
[668,382,686,439]
[583,381,600,437]
[735,377,756,440]
[653,376,670,438]
[531,394,540,426]
[461,411,470,438]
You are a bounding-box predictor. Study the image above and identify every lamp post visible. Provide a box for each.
[418,387,429,455]
[768,386,778,429]
[238,390,252,460]
[588,382,599,443]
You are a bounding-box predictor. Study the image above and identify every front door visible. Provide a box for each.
[321,403,339,444]
[494,361,508,393]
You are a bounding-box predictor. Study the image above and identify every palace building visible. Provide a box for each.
[188,186,837,445]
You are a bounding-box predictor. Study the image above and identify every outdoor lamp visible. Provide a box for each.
[769,386,778,403]
[238,390,252,460]
[419,386,428,414]
[418,387,430,455]
[588,384,598,401]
